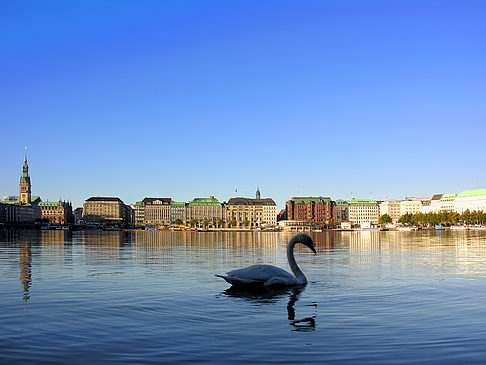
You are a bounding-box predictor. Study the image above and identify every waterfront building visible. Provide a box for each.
[83,197,128,225]
[225,193,277,228]
[170,202,186,224]
[334,199,349,223]
[186,196,223,223]
[1,150,42,222]
[348,199,379,224]
[399,197,430,216]
[286,197,334,224]
[2,196,18,202]
[134,198,172,227]
[421,194,443,214]
[454,188,486,213]
[38,200,73,224]
[379,200,401,222]
[439,194,457,212]
[73,207,83,225]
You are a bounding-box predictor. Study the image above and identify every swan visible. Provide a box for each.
[216,234,316,287]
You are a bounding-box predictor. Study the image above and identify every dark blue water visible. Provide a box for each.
[1,230,486,364]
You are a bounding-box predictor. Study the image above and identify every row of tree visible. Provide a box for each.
[380,210,486,225]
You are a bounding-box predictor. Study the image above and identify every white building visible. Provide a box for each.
[454,189,486,213]
[379,200,401,222]
[348,199,379,224]
[400,197,430,216]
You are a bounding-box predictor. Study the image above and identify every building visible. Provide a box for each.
[348,199,379,224]
[400,197,430,216]
[170,202,186,224]
[38,200,73,224]
[73,207,83,225]
[334,200,349,223]
[379,200,401,222]
[225,191,277,228]
[134,198,172,227]
[186,196,223,223]
[454,188,486,213]
[1,150,42,222]
[286,197,334,224]
[83,197,128,225]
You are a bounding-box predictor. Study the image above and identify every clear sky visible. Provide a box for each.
[1,0,485,210]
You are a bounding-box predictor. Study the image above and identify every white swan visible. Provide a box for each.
[216,234,316,287]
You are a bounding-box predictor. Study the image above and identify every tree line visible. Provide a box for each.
[380,210,486,225]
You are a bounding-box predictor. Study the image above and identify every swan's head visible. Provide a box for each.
[291,234,316,254]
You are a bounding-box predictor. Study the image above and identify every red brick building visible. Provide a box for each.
[286,197,335,224]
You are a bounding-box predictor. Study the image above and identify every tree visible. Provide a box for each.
[379,214,393,225]
[243,220,250,227]
[189,219,197,227]
[399,213,412,224]
[229,220,237,227]
[216,219,224,228]
[203,219,210,228]
[174,218,183,226]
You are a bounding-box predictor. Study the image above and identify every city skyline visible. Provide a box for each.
[1,1,485,210]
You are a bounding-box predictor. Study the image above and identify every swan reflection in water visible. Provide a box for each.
[220,286,317,332]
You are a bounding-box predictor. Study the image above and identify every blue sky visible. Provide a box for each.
[1,0,485,209]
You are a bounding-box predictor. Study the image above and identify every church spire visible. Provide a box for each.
[256,187,261,200]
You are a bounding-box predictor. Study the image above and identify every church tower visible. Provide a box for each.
[19,147,31,204]
[256,187,261,200]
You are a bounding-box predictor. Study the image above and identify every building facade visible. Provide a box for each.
[348,199,379,224]
[83,197,128,225]
[286,197,334,224]
[333,200,349,223]
[186,197,223,223]
[454,189,486,213]
[379,200,401,222]
[400,198,430,216]
[134,198,172,227]
[225,197,277,228]
[38,200,73,224]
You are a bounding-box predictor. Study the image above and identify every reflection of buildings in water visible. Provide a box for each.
[19,239,32,302]
[131,231,279,269]
[79,230,130,265]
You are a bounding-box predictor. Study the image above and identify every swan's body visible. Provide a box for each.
[216,234,315,287]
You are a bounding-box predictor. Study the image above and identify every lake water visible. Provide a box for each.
[1,229,486,364]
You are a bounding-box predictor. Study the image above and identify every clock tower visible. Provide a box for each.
[19,147,31,204]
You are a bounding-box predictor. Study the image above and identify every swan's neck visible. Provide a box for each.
[287,239,307,284]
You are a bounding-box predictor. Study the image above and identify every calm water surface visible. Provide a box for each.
[1,230,486,364]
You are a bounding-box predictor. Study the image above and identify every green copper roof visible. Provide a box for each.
[440,193,457,200]
[457,188,486,198]
[347,199,377,205]
[188,197,221,206]
[291,197,331,204]
[39,201,60,207]
[335,199,348,205]
[171,202,185,206]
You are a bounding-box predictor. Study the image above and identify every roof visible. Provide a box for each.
[335,199,348,205]
[39,201,61,207]
[347,199,377,205]
[440,193,457,200]
[141,197,171,205]
[290,196,332,204]
[170,202,185,206]
[457,188,486,198]
[85,196,124,203]
[188,197,221,206]
[431,194,443,201]
[227,197,276,206]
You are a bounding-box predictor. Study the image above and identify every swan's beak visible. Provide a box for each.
[311,246,316,254]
